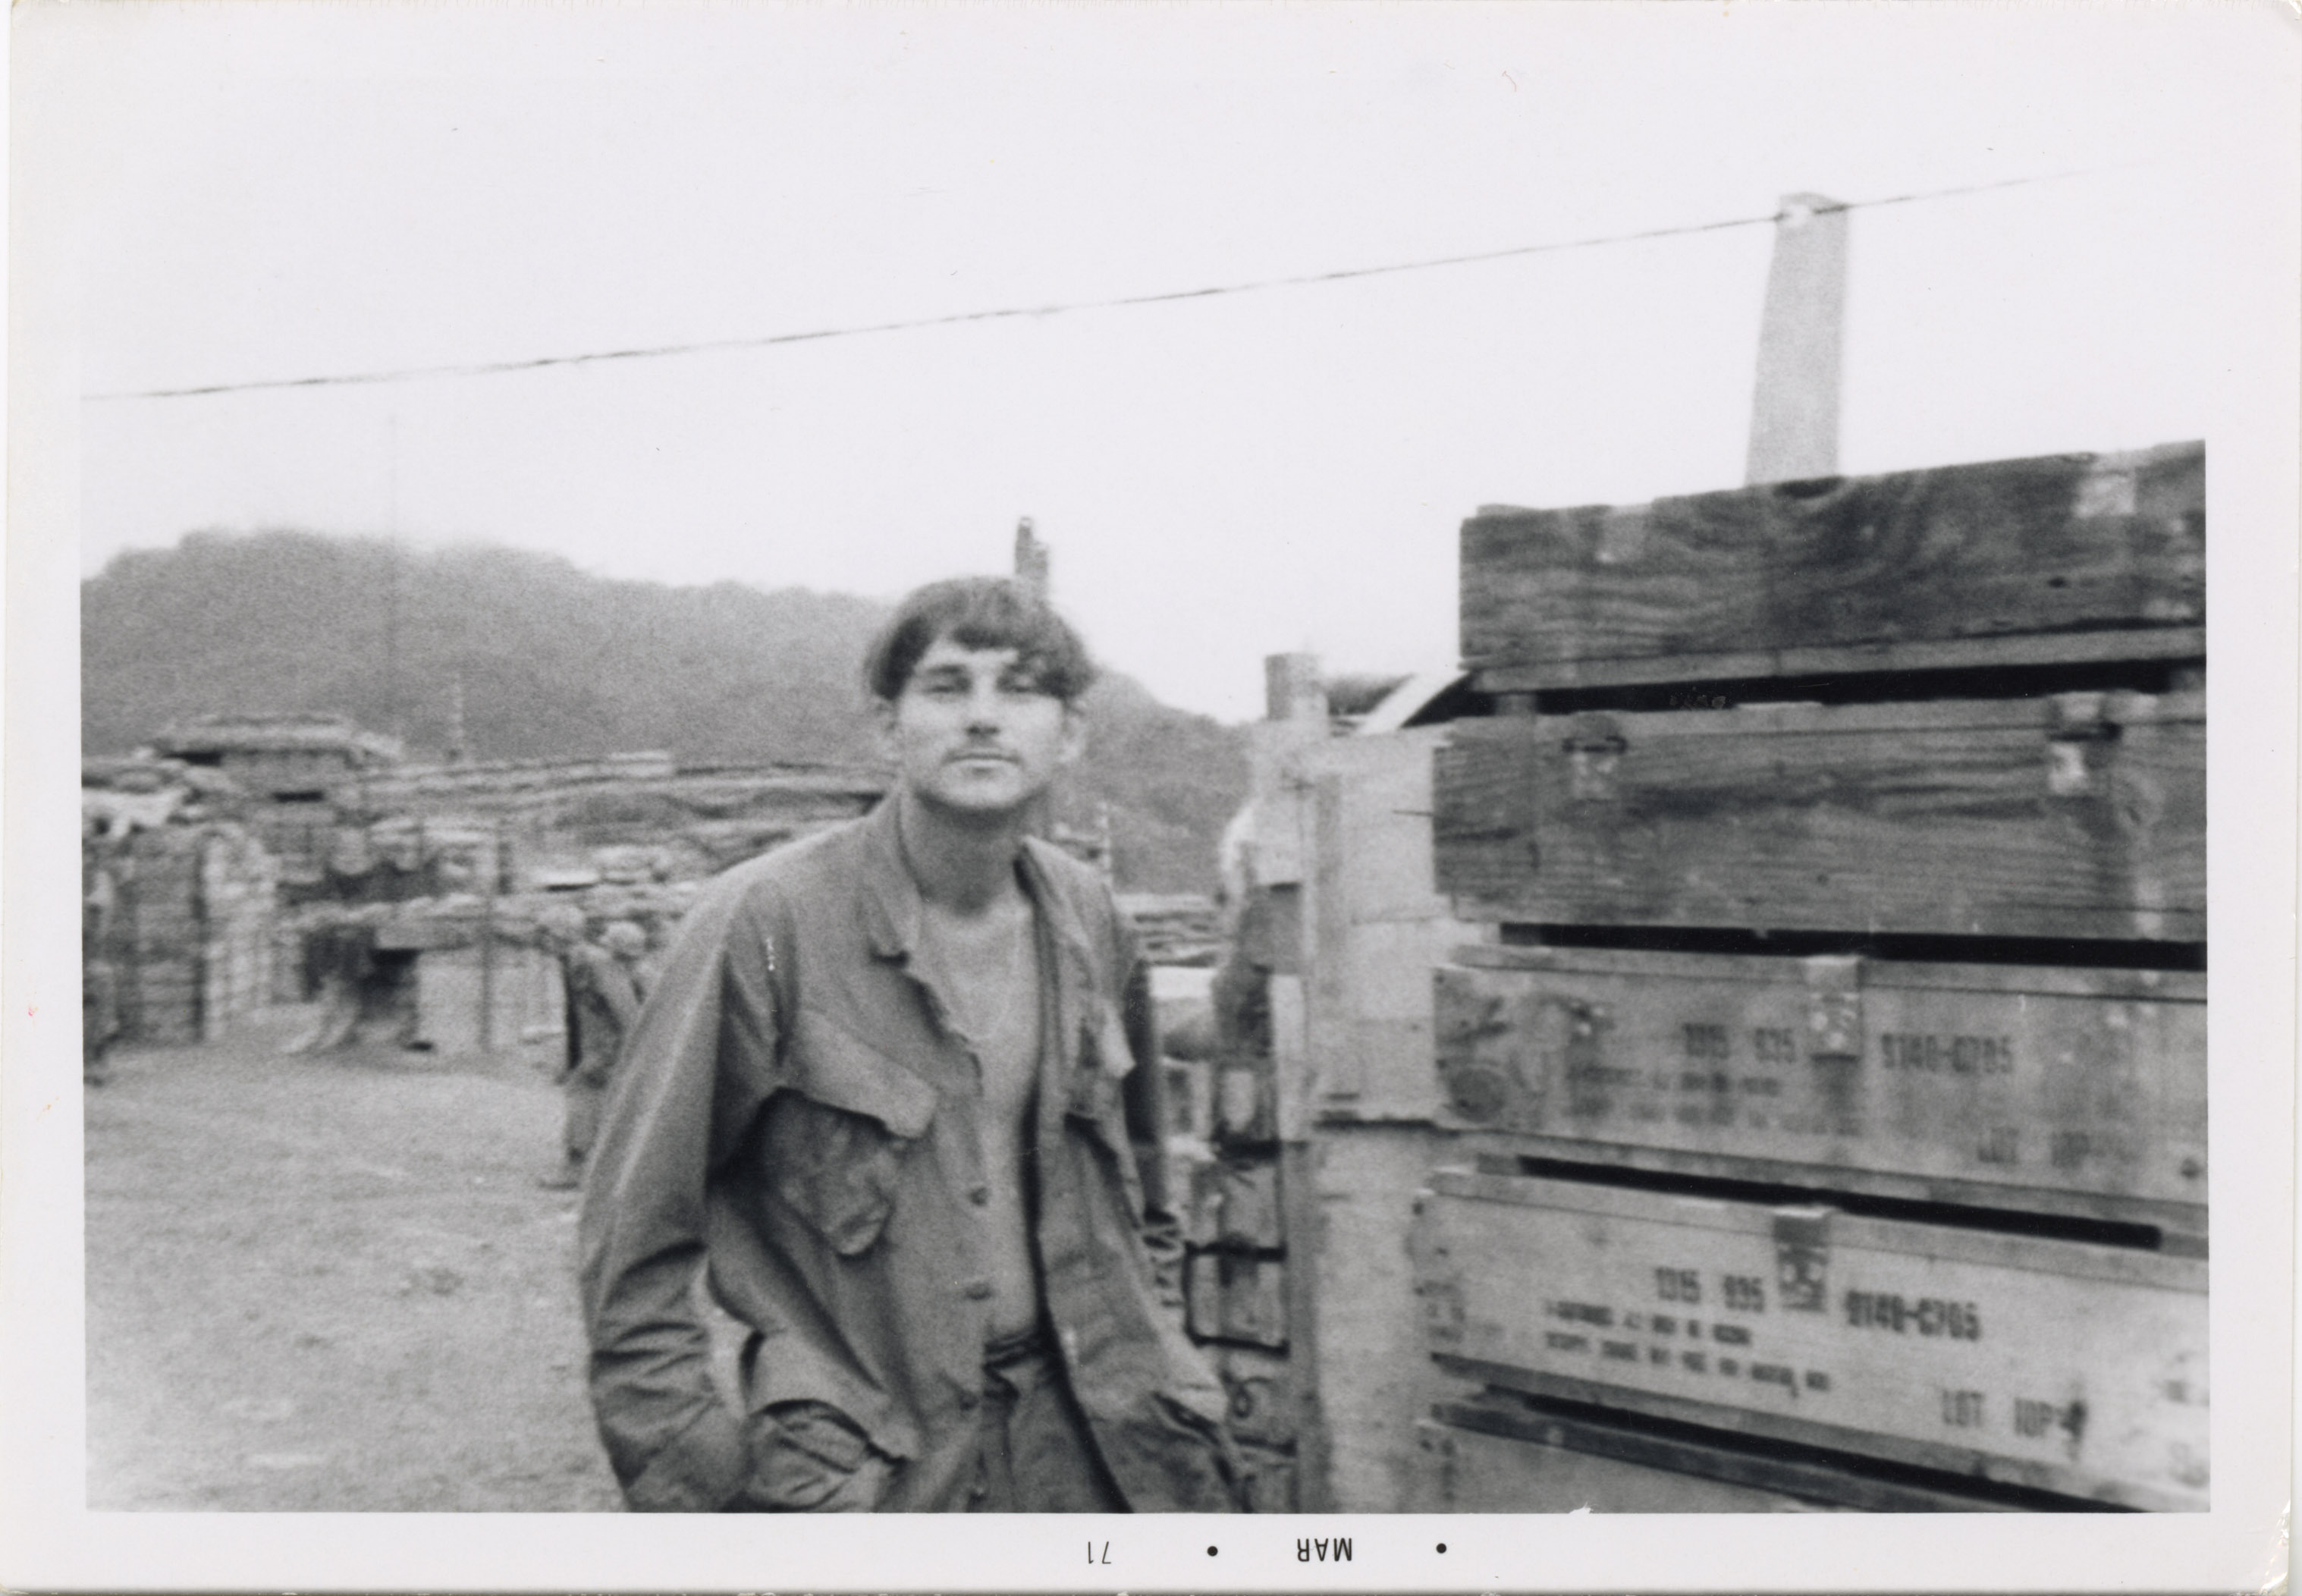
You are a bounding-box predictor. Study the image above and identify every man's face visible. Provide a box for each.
[876,635,1083,818]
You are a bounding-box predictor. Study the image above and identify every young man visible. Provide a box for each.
[577,577,1241,1513]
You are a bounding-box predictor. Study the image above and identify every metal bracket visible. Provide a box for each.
[2046,693,2121,796]
[1562,715,1627,801]
[1772,1207,1832,1312]
[1801,954,1863,1058]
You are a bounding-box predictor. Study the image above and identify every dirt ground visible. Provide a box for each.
[84,1007,632,1511]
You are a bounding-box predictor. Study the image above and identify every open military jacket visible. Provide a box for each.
[576,800,1237,1512]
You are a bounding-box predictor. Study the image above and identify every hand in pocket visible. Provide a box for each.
[732,1400,894,1513]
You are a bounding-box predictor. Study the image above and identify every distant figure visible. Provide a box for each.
[284,910,381,1055]
[539,910,645,1190]
[82,822,121,1086]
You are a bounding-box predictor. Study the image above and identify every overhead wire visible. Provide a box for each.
[87,164,2146,403]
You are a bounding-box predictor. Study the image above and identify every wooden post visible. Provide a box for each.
[1745,193,1848,485]
[447,676,468,765]
[1264,652,1327,729]
[1255,651,1338,1509]
[1013,517,1050,597]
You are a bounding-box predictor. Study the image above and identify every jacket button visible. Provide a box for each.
[969,1186,991,1206]
[963,1280,994,1300]
[958,1390,981,1411]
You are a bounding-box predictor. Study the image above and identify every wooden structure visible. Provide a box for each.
[1411,438,2208,1511]
[1181,661,1487,1511]
[353,753,886,883]
[1198,434,2209,1513]
[150,714,402,888]
[92,820,279,1047]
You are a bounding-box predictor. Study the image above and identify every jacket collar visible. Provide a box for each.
[857,796,1104,1001]
[859,797,924,963]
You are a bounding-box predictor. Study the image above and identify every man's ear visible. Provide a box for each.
[869,696,901,765]
[1057,702,1088,768]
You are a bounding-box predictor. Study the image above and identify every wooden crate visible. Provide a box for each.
[1187,1253,1288,1349]
[1460,441,2203,693]
[1413,1169,2207,1510]
[1434,947,2204,1233]
[1434,690,2202,942]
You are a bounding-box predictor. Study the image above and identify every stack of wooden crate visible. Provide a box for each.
[105,821,281,1046]
[1411,441,2207,1513]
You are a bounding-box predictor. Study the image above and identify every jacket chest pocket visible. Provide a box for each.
[761,1009,941,1258]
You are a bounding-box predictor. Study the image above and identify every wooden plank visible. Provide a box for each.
[1451,941,2203,998]
[1305,1124,1477,1511]
[1414,1170,2207,1510]
[1277,1138,1332,1507]
[1306,774,1358,1097]
[1460,442,2204,686]
[1310,726,1456,925]
[1412,1415,1841,1512]
[1294,727,1479,1122]
[1454,1136,2205,1247]
[1473,626,2206,696]
[1433,690,2203,941]
[1270,973,1311,1141]
[1433,951,2205,1221]
[1418,1406,2030,1513]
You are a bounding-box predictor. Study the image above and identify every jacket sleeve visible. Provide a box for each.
[1114,910,1188,1312]
[576,878,784,1512]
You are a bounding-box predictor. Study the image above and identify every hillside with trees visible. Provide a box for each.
[82,529,1249,892]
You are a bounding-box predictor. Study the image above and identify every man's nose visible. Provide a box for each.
[963,683,1006,727]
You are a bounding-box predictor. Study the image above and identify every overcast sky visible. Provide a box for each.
[51,2,2296,721]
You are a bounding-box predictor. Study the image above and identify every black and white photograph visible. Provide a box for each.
[3,2,2294,1591]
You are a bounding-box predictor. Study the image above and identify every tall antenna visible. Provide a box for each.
[446,674,467,765]
[382,413,404,742]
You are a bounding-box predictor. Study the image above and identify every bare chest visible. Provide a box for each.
[919,901,1044,1124]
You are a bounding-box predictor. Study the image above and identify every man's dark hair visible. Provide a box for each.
[864,577,1098,704]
